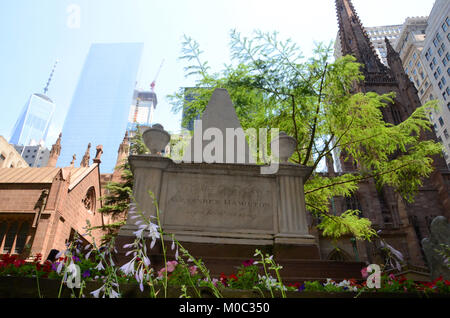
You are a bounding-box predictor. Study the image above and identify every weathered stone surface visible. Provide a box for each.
[160,172,276,233]
[120,155,314,247]
[182,88,254,164]
[422,216,450,280]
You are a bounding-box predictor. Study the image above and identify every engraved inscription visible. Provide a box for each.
[162,173,275,232]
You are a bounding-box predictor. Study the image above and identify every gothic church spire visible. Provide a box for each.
[335,0,386,74]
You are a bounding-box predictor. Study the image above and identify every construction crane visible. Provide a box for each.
[132,59,164,124]
[150,59,165,92]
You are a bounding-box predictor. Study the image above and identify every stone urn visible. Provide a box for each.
[142,124,171,155]
[271,131,297,163]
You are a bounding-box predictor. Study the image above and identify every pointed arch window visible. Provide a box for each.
[3,222,18,254]
[14,222,30,254]
[344,195,363,217]
[327,248,351,261]
[0,222,7,249]
[392,107,402,125]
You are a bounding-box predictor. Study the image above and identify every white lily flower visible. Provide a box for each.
[147,223,160,241]
[56,261,64,274]
[123,243,134,249]
[95,261,105,271]
[90,286,104,298]
[143,256,151,267]
[85,250,93,260]
[120,259,135,276]
[133,228,145,238]
[109,289,120,298]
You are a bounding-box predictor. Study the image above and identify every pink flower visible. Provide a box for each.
[361,267,368,279]
[158,260,178,277]
[167,261,178,273]
[189,266,198,276]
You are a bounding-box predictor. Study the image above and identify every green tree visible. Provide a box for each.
[97,127,149,242]
[169,30,442,241]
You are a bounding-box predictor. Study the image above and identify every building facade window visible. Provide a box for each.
[14,222,30,254]
[437,66,442,75]
[82,187,96,214]
[0,219,32,254]
[2,222,18,254]
[439,117,445,126]
[445,129,450,139]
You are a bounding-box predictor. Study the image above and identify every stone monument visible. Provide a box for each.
[116,88,364,282]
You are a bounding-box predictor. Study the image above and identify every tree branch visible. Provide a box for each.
[302,63,328,166]
[305,161,418,195]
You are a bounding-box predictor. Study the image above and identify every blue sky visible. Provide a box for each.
[0,0,435,146]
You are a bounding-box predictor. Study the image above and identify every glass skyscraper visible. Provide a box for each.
[9,93,55,146]
[59,43,144,172]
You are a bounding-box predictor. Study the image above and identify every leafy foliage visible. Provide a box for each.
[169,30,443,241]
[98,127,149,241]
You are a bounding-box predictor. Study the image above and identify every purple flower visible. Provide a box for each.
[51,262,59,271]
[242,259,255,267]
[298,284,305,292]
[72,256,81,263]
[82,270,91,278]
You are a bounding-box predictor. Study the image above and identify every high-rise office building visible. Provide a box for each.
[127,88,157,134]
[13,145,50,167]
[419,1,450,165]
[335,24,402,65]
[9,62,58,147]
[59,43,144,172]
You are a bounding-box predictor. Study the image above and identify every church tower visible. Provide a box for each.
[334,0,450,266]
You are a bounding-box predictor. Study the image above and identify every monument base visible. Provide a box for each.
[115,234,364,284]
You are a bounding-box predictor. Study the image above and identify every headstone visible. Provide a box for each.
[182,88,255,164]
[422,216,450,280]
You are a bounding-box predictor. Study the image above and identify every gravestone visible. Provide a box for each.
[422,216,450,280]
[116,88,365,281]
[182,88,254,164]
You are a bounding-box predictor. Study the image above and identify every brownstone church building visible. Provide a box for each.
[316,0,450,269]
